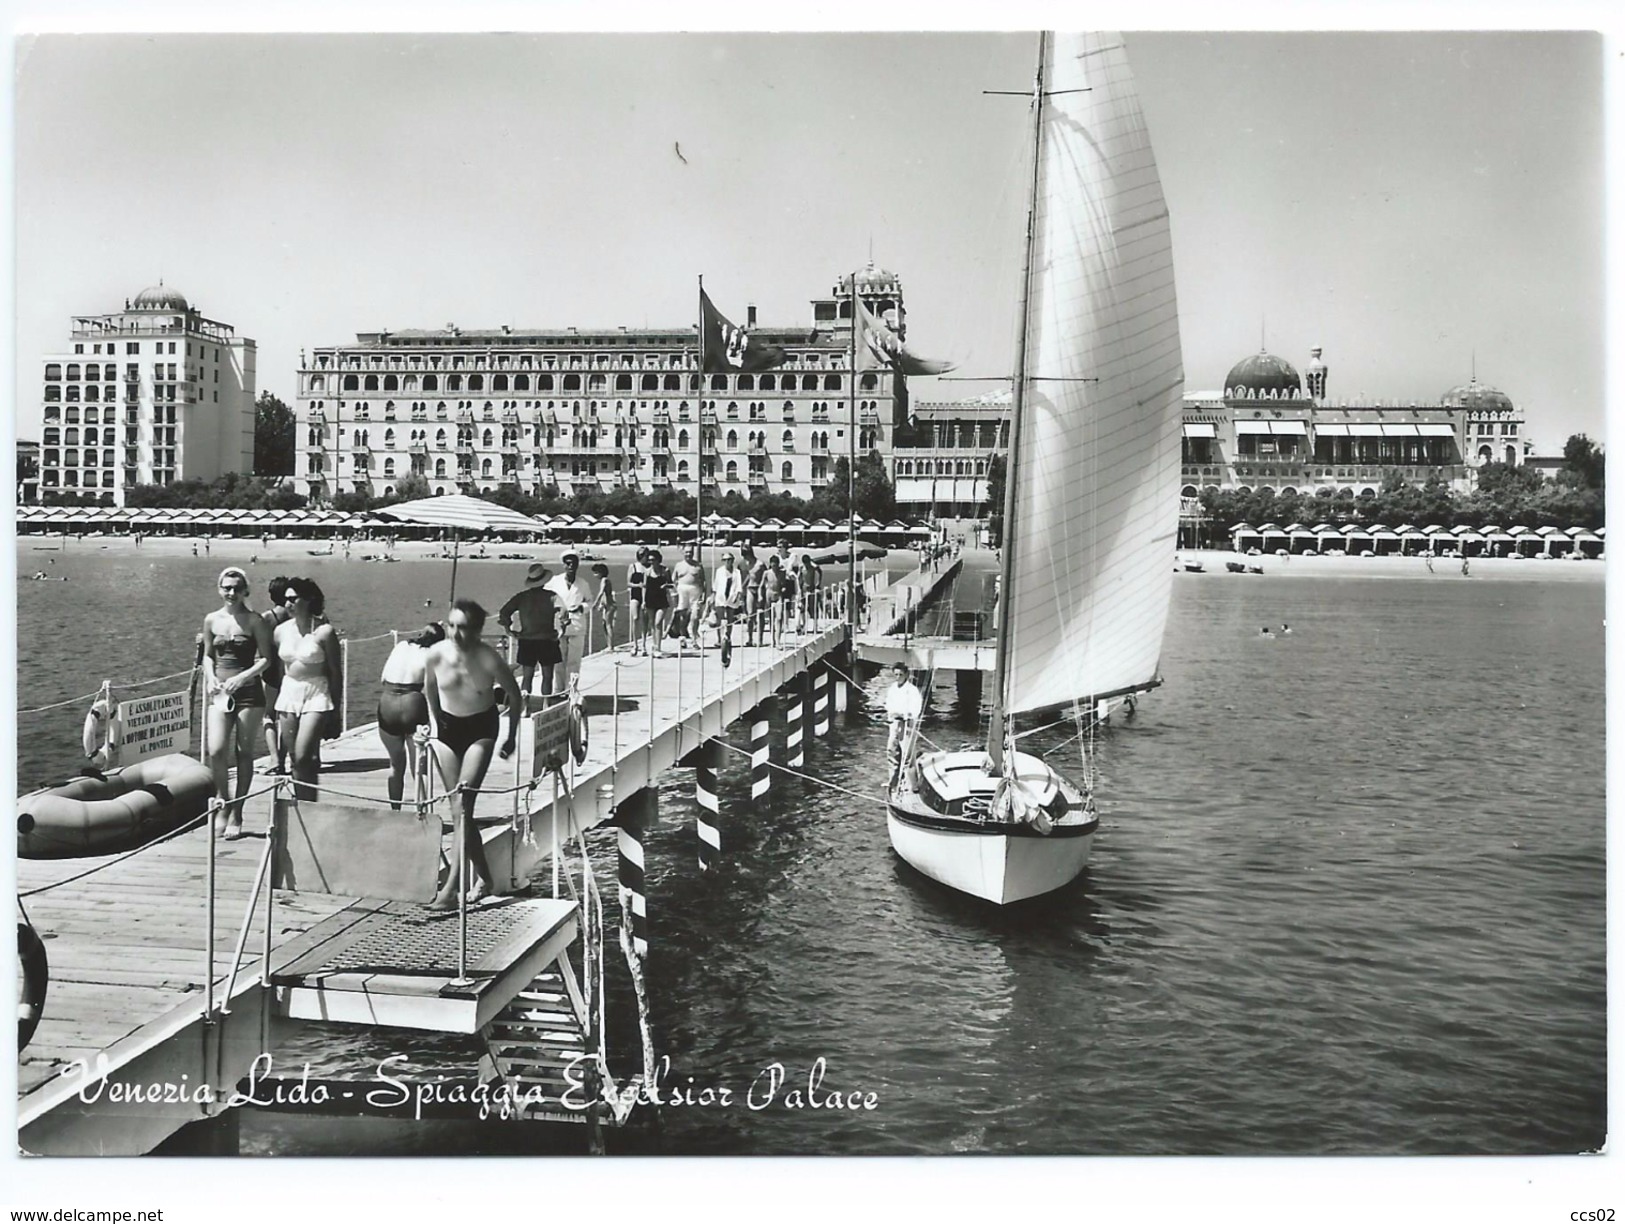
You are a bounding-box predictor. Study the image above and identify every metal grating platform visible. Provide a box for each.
[304,902,533,977]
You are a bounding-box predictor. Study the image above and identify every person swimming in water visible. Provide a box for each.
[1260,626,1275,638]
[1281,624,1291,635]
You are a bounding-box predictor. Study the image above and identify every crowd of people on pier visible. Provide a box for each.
[196,540,871,906]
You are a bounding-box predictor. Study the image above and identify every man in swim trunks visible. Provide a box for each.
[423,598,522,910]
[672,543,708,650]
[499,563,562,710]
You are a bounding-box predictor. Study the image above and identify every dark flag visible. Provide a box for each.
[700,288,787,373]
[855,297,956,376]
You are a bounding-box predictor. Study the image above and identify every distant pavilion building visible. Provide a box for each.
[896,343,1525,516]
[37,284,257,506]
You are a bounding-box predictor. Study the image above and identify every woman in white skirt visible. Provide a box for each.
[274,577,342,799]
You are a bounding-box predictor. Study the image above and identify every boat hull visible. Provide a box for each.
[886,806,1094,904]
[885,749,1096,904]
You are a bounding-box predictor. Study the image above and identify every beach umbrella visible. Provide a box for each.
[810,538,890,566]
[375,493,543,602]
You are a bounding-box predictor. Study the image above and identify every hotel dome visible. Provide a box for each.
[131,283,189,312]
[1223,351,1305,402]
[1440,377,1514,412]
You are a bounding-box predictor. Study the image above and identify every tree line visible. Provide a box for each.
[1196,435,1604,541]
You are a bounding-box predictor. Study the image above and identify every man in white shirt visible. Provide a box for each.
[883,661,924,792]
[544,550,595,696]
[711,552,745,667]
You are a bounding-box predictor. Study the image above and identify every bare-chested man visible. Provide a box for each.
[423,598,522,910]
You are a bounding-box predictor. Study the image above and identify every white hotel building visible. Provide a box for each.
[38,285,256,506]
[293,266,914,504]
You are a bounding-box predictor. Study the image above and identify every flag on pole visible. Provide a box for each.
[854,297,956,375]
[700,288,787,373]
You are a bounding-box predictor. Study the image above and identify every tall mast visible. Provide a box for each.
[695,275,704,554]
[848,270,859,628]
[985,32,1048,771]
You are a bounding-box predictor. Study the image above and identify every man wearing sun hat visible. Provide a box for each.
[499,563,561,711]
[544,550,594,700]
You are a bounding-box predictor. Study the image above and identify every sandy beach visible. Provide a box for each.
[1174,546,1603,584]
[19,533,1605,585]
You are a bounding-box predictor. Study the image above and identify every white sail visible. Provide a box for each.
[1003,31,1185,717]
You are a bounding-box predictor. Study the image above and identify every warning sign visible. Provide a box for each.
[116,689,193,764]
[532,702,572,776]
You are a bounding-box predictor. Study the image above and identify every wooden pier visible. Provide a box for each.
[17,619,855,1155]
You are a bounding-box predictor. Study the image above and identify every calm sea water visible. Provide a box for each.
[13,547,1607,1154]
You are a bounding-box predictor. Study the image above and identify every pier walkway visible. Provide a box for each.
[17,619,849,1154]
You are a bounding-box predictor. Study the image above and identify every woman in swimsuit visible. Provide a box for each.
[202,567,274,838]
[274,578,341,800]
[643,550,672,655]
[625,549,648,655]
[377,622,445,809]
[590,563,617,653]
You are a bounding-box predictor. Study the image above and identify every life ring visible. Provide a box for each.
[18,921,48,1051]
[81,686,116,769]
[569,703,589,765]
[18,754,216,860]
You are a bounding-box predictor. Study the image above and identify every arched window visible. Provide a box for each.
[43,428,60,446]
[860,373,879,391]
[614,373,632,391]
[403,375,418,391]
[641,374,659,391]
[383,374,398,391]
[384,458,396,476]
[726,460,739,481]
[469,375,484,391]
[343,374,359,391]
[537,374,554,391]
[663,374,681,391]
[447,374,463,392]
[364,375,379,391]
[709,374,727,392]
[678,429,690,449]
[436,428,448,446]
[482,459,493,477]
[384,429,395,447]
[514,374,529,391]
[492,374,508,391]
[802,374,818,392]
[727,430,738,450]
[824,374,842,392]
[423,374,438,391]
[781,461,794,482]
[482,428,494,447]
[782,428,794,448]
[677,459,690,480]
[759,374,776,391]
[310,374,326,391]
[83,427,98,446]
[435,458,447,477]
[564,374,581,392]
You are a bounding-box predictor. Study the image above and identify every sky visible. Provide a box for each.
[8,20,1613,461]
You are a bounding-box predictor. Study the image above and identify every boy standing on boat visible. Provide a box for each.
[424,599,523,910]
[884,661,924,792]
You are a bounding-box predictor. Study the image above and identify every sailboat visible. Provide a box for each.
[886,31,1185,905]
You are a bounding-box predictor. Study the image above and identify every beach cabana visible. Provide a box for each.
[1370,528,1403,556]
[1312,525,1346,554]
[1287,524,1318,555]
[1229,523,1263,553]
[1399,529,1430,555]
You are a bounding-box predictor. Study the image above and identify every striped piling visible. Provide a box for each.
[749,698,773,800]
[695,738,721,872]
[616,788,653,959]
[784,675,805,769]
[812,661,831,738]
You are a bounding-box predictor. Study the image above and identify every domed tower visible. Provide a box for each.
[1223,350,1306,405]
[129,282,190,313]
[1304,346,1328,402]
[1442,376,1520,468]
[812,261,911,432]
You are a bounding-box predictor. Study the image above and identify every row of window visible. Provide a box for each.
[41,427,175,446]
[895,459,991,477]
[308,456,824,483]
[311,348,848,374]
[42,405,179,425]
[41,449,175,469]
[307,398,869,424]
[313,370,881,395]
[316,425,852,450]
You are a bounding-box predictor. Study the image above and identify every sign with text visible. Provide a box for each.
[115,688,193,764]
[532,702,572,776]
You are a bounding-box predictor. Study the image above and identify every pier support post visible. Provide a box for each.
[694,738,721,872]
[784,674,806,769]
[833,641,850,716]
[615,787,656,959]
[749,698,774,800]
[812,661,831,739]
[956,669,983,712]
